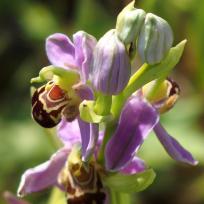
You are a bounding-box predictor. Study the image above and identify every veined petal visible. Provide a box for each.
[121,157,147,175]
[78,119,100,162]
[73,31,97,82]
[46,33,76,69]
[17,147,70,197]
[58,117,103,161]
[82,123,99,161]
[57,119,81,146]
[3,192,30,204]
[105,94,159,171]
[78,118,90,158]
[154,122,198,165]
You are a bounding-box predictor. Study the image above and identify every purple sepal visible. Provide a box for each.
[77,119,99,162]
[105,94,159,171]
[154,122,198,165]
[57,119,81,147]
[82,123,99,161]
[17,147,70,197]
[91,29,131,95]
[3,192,30,204]
[73,83,94,101]
[58,118,103,161]
[46,33,76,69]
[73,31,97,82]
[121,157,147,175]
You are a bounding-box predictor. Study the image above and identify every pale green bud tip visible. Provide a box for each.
[138,13,174,65]
[116,8,146,44]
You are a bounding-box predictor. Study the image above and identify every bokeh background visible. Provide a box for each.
[0,0,204,203]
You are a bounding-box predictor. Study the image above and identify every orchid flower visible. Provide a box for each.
[17,119,152,203]
[105,89,198,172]
[31,31,101,161]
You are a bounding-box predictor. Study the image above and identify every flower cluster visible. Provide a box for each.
[9,1,198,204]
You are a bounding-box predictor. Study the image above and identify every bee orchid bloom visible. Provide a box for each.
[105,93,197,172]
[17,119,147,198]
[32,31,100,161]
[17,120,88,197]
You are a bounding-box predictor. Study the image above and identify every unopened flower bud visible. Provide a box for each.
[91,29,131,95]
[116,5,146,45]
[142,78,180,113]
[138,13,174,65]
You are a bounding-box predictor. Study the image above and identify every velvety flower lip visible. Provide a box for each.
[46,31,97,82]
[154,122,198,165]
[17,147,70,197]
[3,192,31,204]
[105,94,159,171]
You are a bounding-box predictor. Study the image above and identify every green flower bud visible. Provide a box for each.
[116,2,146,45]
[138,13,174,65]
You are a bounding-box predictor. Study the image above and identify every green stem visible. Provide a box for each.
[94,93,112,115]
[109,190,134,204]
[111,63,150,118]
[97,121,116,165]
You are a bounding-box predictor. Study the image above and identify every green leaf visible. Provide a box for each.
[102,169,156,193]
[79,100,113,123]
[111,40,187,118]
[47,187,66,204]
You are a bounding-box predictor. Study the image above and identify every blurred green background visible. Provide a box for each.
[0,0,204,203]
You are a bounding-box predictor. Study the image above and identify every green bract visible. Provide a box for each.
[102,169,156,193]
